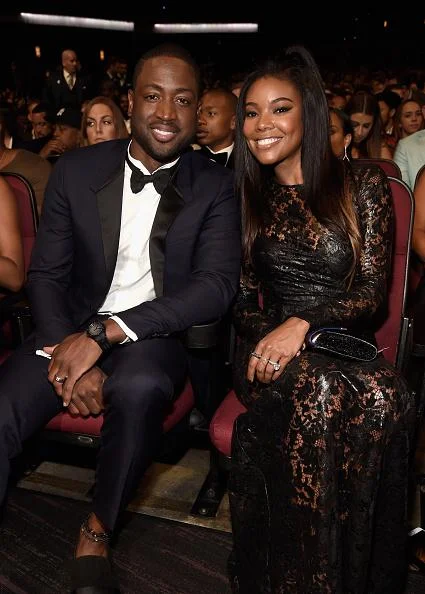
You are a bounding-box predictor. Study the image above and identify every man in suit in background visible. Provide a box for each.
[196,86,237,169]
[42,48,93,112]
[189,86,238,429]
[0,43,241,593]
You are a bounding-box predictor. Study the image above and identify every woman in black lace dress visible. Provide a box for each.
[228,46,416,594]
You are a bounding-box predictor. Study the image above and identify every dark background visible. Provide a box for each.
[1,3,425,93]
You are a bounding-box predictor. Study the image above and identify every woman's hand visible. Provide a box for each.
[247,317,310,384]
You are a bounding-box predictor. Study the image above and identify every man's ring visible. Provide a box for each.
[55,375,65,384]
[250,352,262,360]
[267,359,281,372]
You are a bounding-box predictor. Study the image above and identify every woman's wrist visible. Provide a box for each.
[290,316,311,333]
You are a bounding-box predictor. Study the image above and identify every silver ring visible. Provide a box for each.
[250,351,262,360]
[267,359,281,372]
[55,375,65,384]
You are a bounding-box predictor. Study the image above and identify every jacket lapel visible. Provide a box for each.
[150,172,185,297]
[96,170,124,286]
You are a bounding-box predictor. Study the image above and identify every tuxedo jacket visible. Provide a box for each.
[26,139,241,350]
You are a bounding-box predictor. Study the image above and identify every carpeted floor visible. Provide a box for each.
[0,486,233,594]
[1,436,425,593]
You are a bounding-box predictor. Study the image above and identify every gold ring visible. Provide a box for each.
[267,359,281,371]
[55,375,66,384]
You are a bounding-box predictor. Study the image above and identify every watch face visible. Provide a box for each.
[88,321,104,337]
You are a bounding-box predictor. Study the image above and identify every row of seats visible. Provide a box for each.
[1,164,425,525]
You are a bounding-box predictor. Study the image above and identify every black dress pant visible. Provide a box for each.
[0,335,188,531]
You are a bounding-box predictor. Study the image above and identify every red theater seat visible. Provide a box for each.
[191,175,415,518]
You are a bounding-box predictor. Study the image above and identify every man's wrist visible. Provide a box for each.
[104,318,127,344]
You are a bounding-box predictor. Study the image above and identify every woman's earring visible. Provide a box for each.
[343,144,349,161]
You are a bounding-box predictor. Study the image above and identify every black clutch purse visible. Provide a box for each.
[305,327,378,362]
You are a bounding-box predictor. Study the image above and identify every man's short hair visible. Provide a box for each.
[132,43,201,95]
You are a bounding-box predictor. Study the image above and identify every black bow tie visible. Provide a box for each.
[200,147,228,166]
[126,156,172,194]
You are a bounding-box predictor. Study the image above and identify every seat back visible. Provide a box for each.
[209,175,415,461]
[0,172,39,272]
[414,163,425,191]
[356,157,402,179]
[408,164,425,304]
[0,173,39,345]
[374,176,414,369]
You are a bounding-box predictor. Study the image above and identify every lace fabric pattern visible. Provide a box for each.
[229,166,416,593]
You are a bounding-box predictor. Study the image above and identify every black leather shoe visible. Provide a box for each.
[68,555,120,593]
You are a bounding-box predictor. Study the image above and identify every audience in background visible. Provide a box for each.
[0,175,25,294]
[375,89,402,151]
[327,87,348,110]
[97,55,131,97]
[80,96,129,146]
[329,106,353,160]
[39,107,82,164]
[42,49,93,112]
[0,110,52,216]
[394,127,425,189]
[118,90,131,133]
[393,98,425,145]
[345,90,394,158]
[196,87,237,168]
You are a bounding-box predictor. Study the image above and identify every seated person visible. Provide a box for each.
[39,107,82,164]
[346,90,394,159]
[0,176,25,296]
[0,42,241,594]
[0,110,52,217]
[329,106,353,160]
[80,96,129,146]
[195,86,237,168]
[19,102,56,154]
[228,45,415,594]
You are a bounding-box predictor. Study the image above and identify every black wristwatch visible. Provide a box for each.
[86,320,112,352]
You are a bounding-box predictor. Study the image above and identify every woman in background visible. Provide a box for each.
[329,106,353,160]
[228,46,415,593]
[393,98,425,147]
[80,95,129,146]
[345,90,394,159]
[0,176,24,293]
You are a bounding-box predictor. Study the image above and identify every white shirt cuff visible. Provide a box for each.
[110,315,138,343]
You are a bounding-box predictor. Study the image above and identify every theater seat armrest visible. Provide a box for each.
[181,319,222,349]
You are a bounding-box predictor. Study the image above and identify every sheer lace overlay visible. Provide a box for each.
[228,166,415,593]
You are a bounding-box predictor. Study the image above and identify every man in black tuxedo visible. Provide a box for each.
[0,43,241,593]
[42,48,93,112]
[196,86,238,169]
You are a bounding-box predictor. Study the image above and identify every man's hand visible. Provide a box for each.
[68,366,108,416]
[45,332,103,406]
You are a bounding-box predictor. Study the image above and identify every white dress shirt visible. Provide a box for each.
[36,144,178,358]
[99,145,178,341]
